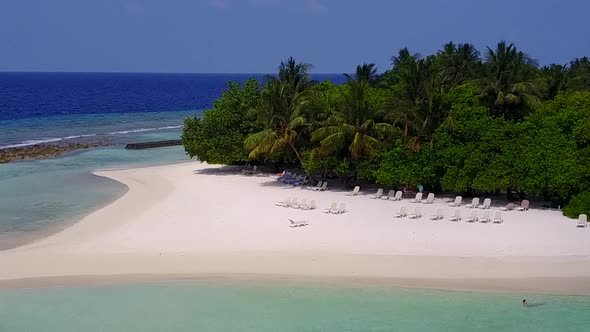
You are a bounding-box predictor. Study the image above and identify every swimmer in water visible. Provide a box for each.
[522,299,528,307]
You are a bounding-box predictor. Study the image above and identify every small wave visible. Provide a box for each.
[108,125,182,135]
[0,134,97,150]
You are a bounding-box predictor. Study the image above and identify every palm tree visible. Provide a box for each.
[541,64,568,99]
[311,64,395,160]
[382,56,451,151]
[347,63,378,86]
[437,42,481,90]
[567,57,590,92]
[478,41,541,118]
[244,58,314,166]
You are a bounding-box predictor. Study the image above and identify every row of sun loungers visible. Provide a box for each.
[277,172,309,186]
[306,181,328,191]
[322,202,347,214]
[274,197,317,210]
[394,206,504,223]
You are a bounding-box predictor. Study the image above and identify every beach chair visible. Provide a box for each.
[306,181,322,191]
[331,203,347,214]
[408,206,422,219]
[316,182,328,192]
[479,211,491,223]
[244,165,258,176]
[577,214,587,228]
[292,198,305,209]
[467,197,480,208]
[346,186,360,196]
[322,202,337,214]
[274,197,291,207]
[448,196,462,207]
[430,208,444,220]
[307,200,317,210]
[465,210,478,223]
[479,198,491,209]
[500,203,517,211]
[425,193,435,204]
[449,209,461,222]
[241,165,252,175]
[292,176,309,186]
[382,189,395,200]
[392,191,403,201]
[410,192,423,203]
[492,211,503,224]
[516,200,530,211]
[394,206,408,218]
[289,219,309,228]
[370,188,383,199]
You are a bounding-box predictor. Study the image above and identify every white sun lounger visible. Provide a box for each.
[465,209,478,223]
[449,209,461,221]
[577,214,587,228]
[302,200,317,211]
[289,219,309,228]
[410,192,423,203]
[479,210,491,223]
[516,200,530,211]
[370,188,383,199]
[346,186,360,196]
[322,202,337,214]
[424,193,435,204]
[392,191,402,201]
[306,181,322,191]
[500,203,517,211]
[313,182,328,192]
[448,196,462,207]
[408,207,422,219]
[430,208,444,220]
[479,198,491,209]
[394,206,407,218]
[467,197,480,208]
[492,211,503,223]
[331,203,347,214]
[292,198,305,209]
[274,197,291,207]
[382,189,395,200]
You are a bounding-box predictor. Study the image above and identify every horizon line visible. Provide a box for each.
[0,71,351,76]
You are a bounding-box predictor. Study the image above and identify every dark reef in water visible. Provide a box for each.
[125,140,182,150]
[0,143,102,163]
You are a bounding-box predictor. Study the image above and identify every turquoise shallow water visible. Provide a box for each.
[0,281,589,331]
[0,128,190,249]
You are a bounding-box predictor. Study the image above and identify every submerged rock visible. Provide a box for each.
[0,143,101,164]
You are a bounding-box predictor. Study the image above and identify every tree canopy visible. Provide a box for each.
[182,41,590,219]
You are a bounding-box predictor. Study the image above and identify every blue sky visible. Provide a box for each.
[1,0,589,73]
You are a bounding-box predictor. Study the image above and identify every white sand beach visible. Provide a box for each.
[1,161,589,294]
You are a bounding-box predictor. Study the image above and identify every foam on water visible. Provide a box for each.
[0,281,589,331]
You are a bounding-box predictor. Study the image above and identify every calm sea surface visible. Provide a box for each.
[0,72,345,249]
[1,280,589,331]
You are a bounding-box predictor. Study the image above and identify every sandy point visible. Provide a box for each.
[1,161,589,294]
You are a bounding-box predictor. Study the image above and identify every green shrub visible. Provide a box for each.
[563,192,590,219]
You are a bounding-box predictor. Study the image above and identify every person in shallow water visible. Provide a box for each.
[522,299,528,307]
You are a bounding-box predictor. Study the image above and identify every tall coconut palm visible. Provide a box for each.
[542,64,568,99]
[437,42,481,90]
[478,41,541,118]
[567,57,590,92]
[311,64,395,160]
[382,56,451,151]
[244,58,314,166]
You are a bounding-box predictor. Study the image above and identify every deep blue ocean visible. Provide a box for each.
[0,72,345,248]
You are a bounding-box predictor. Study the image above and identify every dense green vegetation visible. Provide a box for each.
[182,42,590,218]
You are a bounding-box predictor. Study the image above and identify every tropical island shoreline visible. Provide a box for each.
[1,161,589,295]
